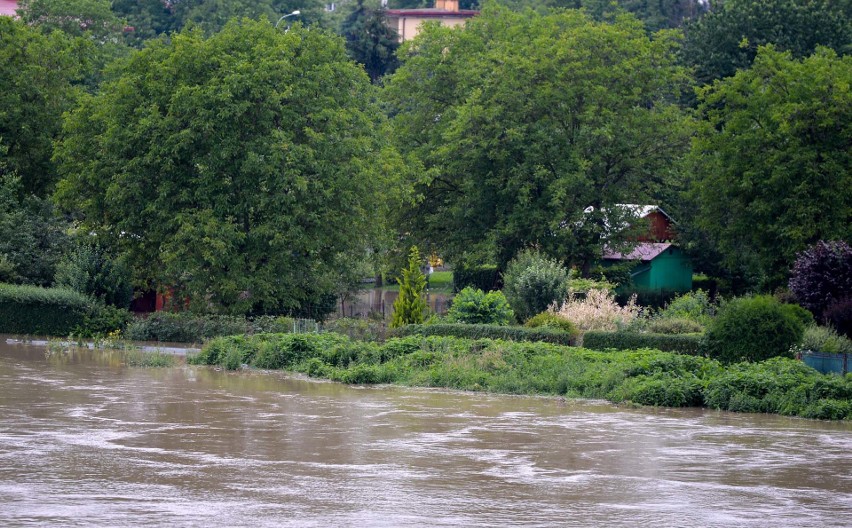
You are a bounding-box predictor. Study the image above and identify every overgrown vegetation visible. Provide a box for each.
[191,333,852,420]
[124,312,296,343]
[446,287,514,325]
[391,323,579,347]
[502,250,569,322]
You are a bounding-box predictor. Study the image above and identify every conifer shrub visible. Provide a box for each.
[390,246,428,328]
[524,312,578,335]
[446,287,514,325]
[703,295,808,364]
[647,318,705,335]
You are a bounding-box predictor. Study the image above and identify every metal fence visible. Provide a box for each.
[800,350,849,375]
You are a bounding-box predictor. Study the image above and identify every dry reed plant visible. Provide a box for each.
[551,288,640,331]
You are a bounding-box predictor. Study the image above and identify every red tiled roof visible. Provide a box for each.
[602,242,673,262]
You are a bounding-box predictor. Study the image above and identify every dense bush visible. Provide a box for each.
[553,289,640,331]
[446,287,514,325]
[502,250,569,322]
[54,244,133,308]
[124,312,295,343]
[789,241,852,320]
[703,295,807,364]
[192,333,851,419]
[703,358,852,420]
[647,318,705,335]
[0,282,128,336]
[524,312,579,335]
[391,323,579,346]
[453,264,500,293]
[583,331,704,356]
[657,289,716,326]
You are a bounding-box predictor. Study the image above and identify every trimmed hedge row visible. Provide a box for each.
[390,323,579,346]
[583,331,704,356]
[0,283,130,336]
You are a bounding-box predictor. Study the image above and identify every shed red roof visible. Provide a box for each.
[0,0,18,17]
[602,243,673,262]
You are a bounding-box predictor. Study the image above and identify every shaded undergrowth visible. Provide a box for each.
[190,333,852,420]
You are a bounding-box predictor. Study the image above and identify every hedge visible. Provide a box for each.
[124,312,297,343]
[390,323,579,346]
[0,283,130,336]
[583,331,704,356]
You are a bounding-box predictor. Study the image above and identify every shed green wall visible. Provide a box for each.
[603,246,692,292]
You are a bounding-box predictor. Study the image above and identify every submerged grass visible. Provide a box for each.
[190,333,852,420]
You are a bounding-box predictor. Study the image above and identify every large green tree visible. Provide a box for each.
[55,20,403,315]
[383,6,692,268]
[683,0,852,85]
[0,17,87,196]
[687,46,852,289]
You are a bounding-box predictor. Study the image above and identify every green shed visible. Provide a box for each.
[602,243,692,292]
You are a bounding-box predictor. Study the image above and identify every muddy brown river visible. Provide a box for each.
[1,339,851,527]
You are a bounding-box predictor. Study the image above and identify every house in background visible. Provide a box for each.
[0,0,18,17]
[385,0,478,42]
[598,204,693,294]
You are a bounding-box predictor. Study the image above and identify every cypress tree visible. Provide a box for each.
[390,246,428,328]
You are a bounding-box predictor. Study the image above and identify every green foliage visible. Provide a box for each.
[392,323,579,346]
[55,244,133,308]
[192,332,851,419]
[647,317,704,335]
[0,17,86,195]
[123,349,176,368]
[688,47,852,288]
[341,0,399,82]
[383,6,692,269]
[0,173,69,286]
[583,331,704,355]
[78,302,133,337]
[703,295,808,364]
[452,264,500,293]
[682,0,852,85]
[391,246,428,328]
[703,358,852,419]
[524,312,579,336]
[18,0,125,38]
[502,250,569,322]
[799,325,852,356]
[657,289,715,325]
[123,312,296,343]
[447,287,514,326]
[55,20,402,315]
[0,283,91,335]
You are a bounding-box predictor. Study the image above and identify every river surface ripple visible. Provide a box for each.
[1,340,851,527]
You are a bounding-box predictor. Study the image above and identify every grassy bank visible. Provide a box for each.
[190,333,852,420]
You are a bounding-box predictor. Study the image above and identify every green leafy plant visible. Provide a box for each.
[798,325,852,355]
[647,318,704,335]
[392,323,579,346]
[447,287,514,326]
[703,295,808,364]
[502,249,569,322]
[657,289,716,325]
[583,331,704,356]
[55,243,133,308]
[524,312,579,335]
[390,246,428,328]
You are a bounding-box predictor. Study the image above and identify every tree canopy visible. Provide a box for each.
[341,0,400,82]
[687,46,852,289]
[383,6,692,268]
[55,20,403,314]
[683,0,852,85]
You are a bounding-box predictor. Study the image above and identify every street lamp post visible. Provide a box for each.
[275,10,301,29]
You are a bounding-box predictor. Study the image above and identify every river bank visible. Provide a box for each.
[192,332,852,421]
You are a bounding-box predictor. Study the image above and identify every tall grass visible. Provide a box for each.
[191,333,852,420]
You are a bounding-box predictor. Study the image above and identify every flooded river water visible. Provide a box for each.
[1,339,851,527]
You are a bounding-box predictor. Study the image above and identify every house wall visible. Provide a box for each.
[636,211,675,242]
[387,15,469,41]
